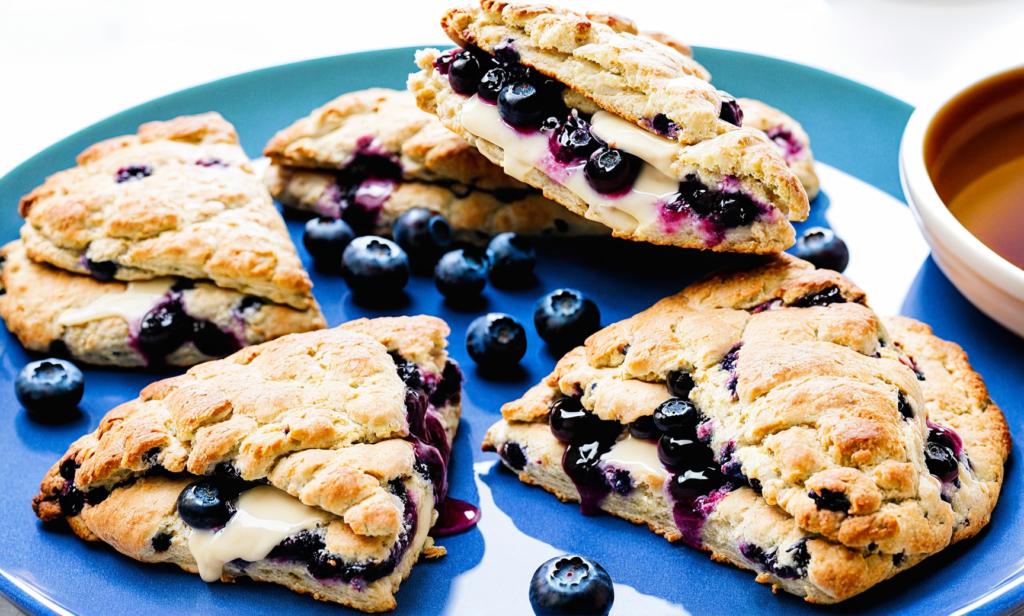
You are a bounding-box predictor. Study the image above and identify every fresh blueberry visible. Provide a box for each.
[791,227,850,273]
[628,415,660,440]
[666,370,695,399]
[466,313,527,368]
[529,555,614,616]
[393,208,452,270]
[303,217,355,267]
[552,114,598,163]
[667,467,723,501]
[501,442,528,471]
[137,300,194,359]
[341,236,410,296]
[718,92,744,126]
[15,359,84,415]
[449,50,483,95]
[478,68,509,102]
[549,396,620,444]
[652,398,701,435]
[670,176,761,228]
[434,248,488,300]
[115,164,152,183]
[584,147,638,194]
[192,320,238,357]
[498,82,546,128]
[177,479,234,530]
[789,285,845,308]
[657,433,713,470]
[487,232,535,286]
[85,258,118,282]
[925,442,960,484]
[533,289,601,351]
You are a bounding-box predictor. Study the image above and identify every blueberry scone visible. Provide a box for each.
[0,241,325,367]
[483,255,1010,604]
[18,112,316,311]
[408,1,810,253]
[33,316,465,613]
[263,88,605,242]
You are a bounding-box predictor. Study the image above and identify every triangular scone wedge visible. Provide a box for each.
[18,112,315,310]
[262,88,606,241]
[0,240,325,367]
[484,255,1010,604]
[408,1,808,254]
[33,316,464,613]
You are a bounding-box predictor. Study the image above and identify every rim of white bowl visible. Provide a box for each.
[899,62,1024,301]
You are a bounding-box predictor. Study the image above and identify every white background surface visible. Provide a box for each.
[1,1,1023,614]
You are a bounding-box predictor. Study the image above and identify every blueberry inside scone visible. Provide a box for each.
[408,1,810,254]
[33,317,466,613]
[483,255,1010,604]
[262,88,606,242]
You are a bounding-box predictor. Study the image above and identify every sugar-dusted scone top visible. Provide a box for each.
[0,240,326,368]
[18,113,315,310]
[485,255,1010,603]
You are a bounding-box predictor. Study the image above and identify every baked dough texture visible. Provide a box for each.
[408,1,810,253]
[263,88,606,240]
[738,98,820,200]
[33,316,461,612]
[18,112,316,310]
[0,240,326,367]
[484,254,1010,604]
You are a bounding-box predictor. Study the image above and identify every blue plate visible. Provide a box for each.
[0,47,1020,616]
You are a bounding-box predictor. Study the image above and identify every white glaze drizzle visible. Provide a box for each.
[600,434,668,480]
[57,278,176,326]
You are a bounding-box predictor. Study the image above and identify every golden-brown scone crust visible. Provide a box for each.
[738,98,820,200]
[18,113,316,310]
[0,240,325,367]
[484,254,1009,604]
[32,316,459,612]
[264,162,607,242]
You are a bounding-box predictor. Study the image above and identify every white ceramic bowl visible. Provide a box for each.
[900,64,1024,337]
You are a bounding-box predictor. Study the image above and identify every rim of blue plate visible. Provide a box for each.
[0,46,1019,616]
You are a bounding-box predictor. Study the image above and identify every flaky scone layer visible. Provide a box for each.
[0,240,326,367]
[484,255,1009,604]
[18,112,315,310]
[738,98,819,200]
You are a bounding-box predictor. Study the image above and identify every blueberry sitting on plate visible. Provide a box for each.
[341,236,410,296]
[15,358,84,416]
[534,289,600,351]
[529,554,614,616]
[435,248,488,300]
[302,217,354,268]
[177,478,234,530]
[466,313,527,368]
[791,227,850,273]
[394,208,452,271]
[487,232,536,286]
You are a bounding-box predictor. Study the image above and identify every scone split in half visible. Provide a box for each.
[33,317,469,613]
[484,255,1010,604]
[263,88,607,243]
[4,113,326,367]
[408,1,810,254]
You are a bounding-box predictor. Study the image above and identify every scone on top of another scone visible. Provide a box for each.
[483,254,1010,604]
[408,1,810,254]
[262,87,607,243]
[4,112,326,367]
[33,316,465,613]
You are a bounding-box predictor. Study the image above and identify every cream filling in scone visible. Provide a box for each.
[483,255,1010,604]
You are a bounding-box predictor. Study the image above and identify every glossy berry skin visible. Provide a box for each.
[552,114,598,163]
[628,415,660,440]
[393,208,452,270]
[138,301,193,358]
[529,555,614,616]
[667,467,723,502]
[498,82,546,128]
[177,479,234,530]
[925,442,960,484]
[487,232,535,285]
[533,289,601,350]
[434,249,488,300]
[466,313,527,368]
[549,396,620,445]
[302,217,355,266]
[449,51,483,95]
[791,227,850,273]
[478,68,508,102]
[15,359,84,415]
[341,237,410,296]
[718,92,744,126]
[666,370,695,399]
[658,433,714,470]
[584,147,638,195]
[652,398,701,435]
